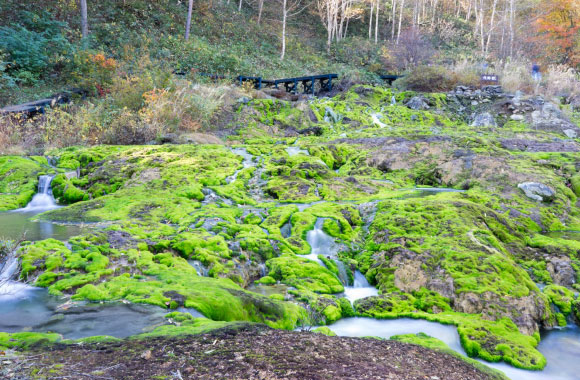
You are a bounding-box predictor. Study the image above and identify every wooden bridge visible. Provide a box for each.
[238,74,338,95]
[380,74,404,85]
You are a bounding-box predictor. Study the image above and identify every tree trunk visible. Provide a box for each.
[258,0,264,24]
[397,0,405,44]
[374,0,379,43]
[281,0,287,59]
[391,0,396,40]
[185,0,193,40]
[238,0,243,12]
[80,0,89,42]
[369,1,374,40]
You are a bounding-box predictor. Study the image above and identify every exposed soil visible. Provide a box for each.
[3,324,502,380]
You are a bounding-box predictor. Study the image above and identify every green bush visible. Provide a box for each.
[0,11,72,83]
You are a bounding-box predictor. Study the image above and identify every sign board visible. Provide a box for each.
[480,74,499,83]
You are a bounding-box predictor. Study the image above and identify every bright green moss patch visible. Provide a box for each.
[0,156,45,210]
[543,285,575,315]
[266,254,344,294]
[0,332,62,350]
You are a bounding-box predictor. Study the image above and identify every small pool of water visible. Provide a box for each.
[0,211,91,242]
[545,231,580,242]
[0,285,203,339]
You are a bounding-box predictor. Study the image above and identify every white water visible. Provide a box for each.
[329,317,580,380]
[19,175,59,212]
[286,146,310,156]
[344,270,378,303]
[226,148,255,184]
[371,113,387,128]
[303,218,334,265]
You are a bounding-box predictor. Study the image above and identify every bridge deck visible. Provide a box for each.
[238,74,338,94]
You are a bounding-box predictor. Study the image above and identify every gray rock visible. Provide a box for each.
[517,182,556,202]
[563,129,578,139]
[531,102,578,135]
[510,114,525,121]
[470,112,497,127]
[405,96,430,110]
[547,257,575,287]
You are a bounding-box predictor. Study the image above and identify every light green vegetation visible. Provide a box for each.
[3,85,580,371]
[0,156,47,210]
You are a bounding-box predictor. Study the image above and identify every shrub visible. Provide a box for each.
[499,59,535,93]
[543,65,580,100]
[72,50,117,96]
[0,11,72,83]
[393,65,457,92]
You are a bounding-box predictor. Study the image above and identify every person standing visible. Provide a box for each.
[532,63,542,82]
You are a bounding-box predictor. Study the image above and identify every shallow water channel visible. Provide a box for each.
[328,317,580,380]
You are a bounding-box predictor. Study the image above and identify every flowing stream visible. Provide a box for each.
[2,176,579,378]
[0,175,202,339]
[0,175,90,242]
[328,317,580,380]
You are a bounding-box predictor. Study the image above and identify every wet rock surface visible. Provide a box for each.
[6,325,502,380]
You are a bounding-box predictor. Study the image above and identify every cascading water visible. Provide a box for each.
[20,175,59,212]
[343,270,378,303]
[304,218,334,266]
[226,148,255,184]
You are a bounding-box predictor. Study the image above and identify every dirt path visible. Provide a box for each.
[3,324,504,380]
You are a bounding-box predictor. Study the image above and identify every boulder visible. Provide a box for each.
[563,129,578,139]
[405,96,430,111]
[470,112,497,127]
[517,182,556,202]
[547,257,576,287]
[531,102,579,136]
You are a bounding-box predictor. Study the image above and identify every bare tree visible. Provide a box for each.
[394,27,434,68]
[278,0,307,59]
[80,0,89,43]
[185,0,194,40]
[257,0,265,24]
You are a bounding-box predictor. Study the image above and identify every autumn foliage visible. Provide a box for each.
[533,0,580,67]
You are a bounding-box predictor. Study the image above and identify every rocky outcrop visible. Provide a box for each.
[547,256,576,287]
[518,182,556,202]
[531,103,579,135]
[471,112,497,127]
[501,139,579,152]
[405,96,430,110]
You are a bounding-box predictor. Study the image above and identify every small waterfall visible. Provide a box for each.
[390,95,397,106]
[280,220,292,238]
[304,219,336,266]
[188,260,209,277]
[0,250,31,296]
[343,270,378,303]
[20,175,59,212]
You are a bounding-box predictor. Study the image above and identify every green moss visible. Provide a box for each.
[543,284,575,315]
[313,326,337,336]
[0,156,44,210]
[266,254,344,294]
[0,332,62,350]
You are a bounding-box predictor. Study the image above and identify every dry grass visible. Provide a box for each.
[0,81,240,154]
